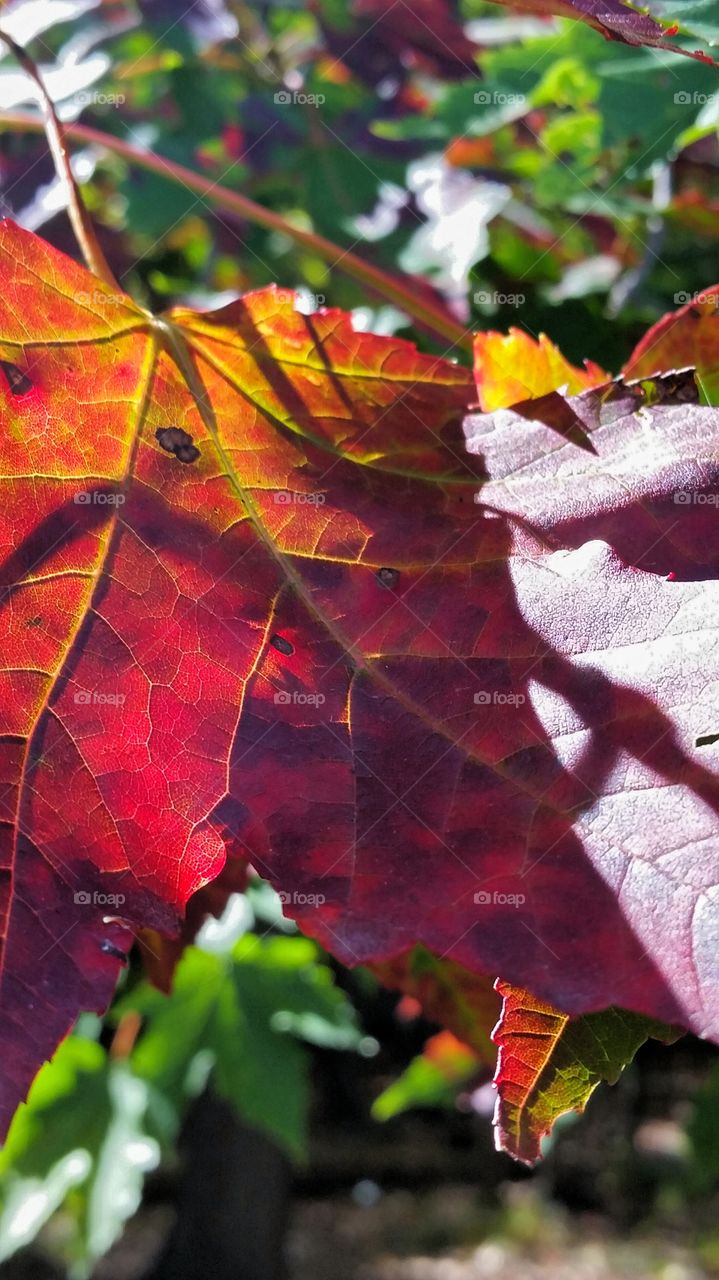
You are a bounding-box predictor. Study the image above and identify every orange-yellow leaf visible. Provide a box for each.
[474,328,607,411]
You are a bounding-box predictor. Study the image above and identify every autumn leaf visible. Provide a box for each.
[0,218,474,1134]
[474,328,607,412]
[492,982,679,1164]
[486,0,719,63]
[623,286,719,401]
[288,369,719,1044]
[4,219,719,1143]
[369,951,678,1159]
[371,947,678,1160]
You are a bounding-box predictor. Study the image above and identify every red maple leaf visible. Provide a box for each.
[2,220,719,1142]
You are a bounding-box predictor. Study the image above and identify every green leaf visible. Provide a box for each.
[533,56,600,109]
[123,935,362,1160]
[0,1039,158,1277]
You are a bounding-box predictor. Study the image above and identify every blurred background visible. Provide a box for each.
[2,0,719,1276]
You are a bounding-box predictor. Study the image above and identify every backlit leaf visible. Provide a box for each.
[623,286,719,401]
[493,981,678,1164]
[3,221,719,1145]
[0,218,470,1133]
[474,328,607,411]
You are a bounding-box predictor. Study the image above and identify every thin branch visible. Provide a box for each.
[0,32,118,288]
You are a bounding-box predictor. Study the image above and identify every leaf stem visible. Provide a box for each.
[0,110,472,353]
[0,35,118,288]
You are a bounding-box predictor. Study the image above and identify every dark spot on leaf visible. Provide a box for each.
[156,427,189,452]
[156,426,200,464]
[696,733,719,748]
[0,361,32,396]
[270,633,294,656]
[377,567,400,589]
[176,444,200,464]
[99,939,127,963]
[26,616,42,628]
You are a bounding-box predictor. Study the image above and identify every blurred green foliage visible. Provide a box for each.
[6,0,719,368]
